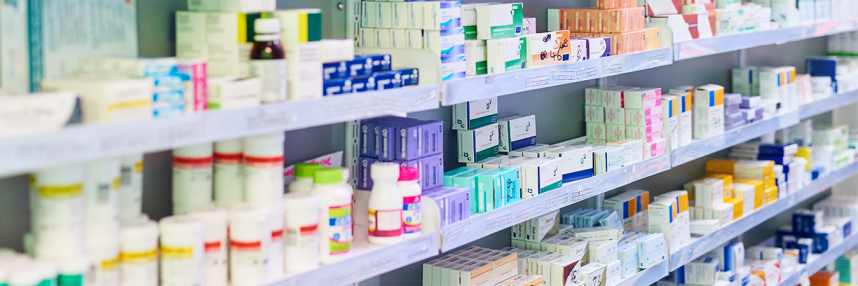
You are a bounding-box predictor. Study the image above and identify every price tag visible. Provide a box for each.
[100,132,154,152]
[485,212,514,231]
[516,204,541,221]
[545,193,570,210]
[442,222,472,246]
[16,141,88,161]
[158,122,204,145]
[552,71,576,81]
[246,110,298,130]
[577,66,599,80]
[645,52,668,69]
[603,63,624,75]
[525,75,550,87]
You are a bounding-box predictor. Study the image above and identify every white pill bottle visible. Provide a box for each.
[287,163,323,194]
[367,163,403,245]
[398,166,422,239]
[282,193,320,273]
[311,168,353,264]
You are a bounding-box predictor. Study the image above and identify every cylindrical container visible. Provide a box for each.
[267,202,285,279]
[57,257,89,286]
[0,264,9,286]
[243,133,285,204]
[173,143,214,214]
[287,163,322,194]
[7,266,41,286]
[31,261,57,286]
[214,139,244,207]
[84,157,122,237]
[33,240,81,262]
[229,205,271,286]
[421,197,440,233]
[249,18,287,103]
[85,234,120,286]
[31,164,85,251]
[159,216,205,286]
[119,220,159,286]
[368,163,403,245]
[311,168,353,264]
[119,154,144,223]
[187,206,228,286]
[282,194,320,273]
[398,166,422,239]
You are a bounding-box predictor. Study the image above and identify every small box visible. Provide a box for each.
[685,257,720,285]
[477,3,524,39]
[587,122,608,140]
[453,97,498,130]
[690,219,721,235]
[549,255,587,286]
[625,124,664,143]
[206,77,261,110]
[602,86,639,108]
[589,240,619,264]
[624,88,663,109]
[580,263,607,286]
[693,84,726,139]
[637,233,667,268]
[521,158,563,197]
[545,146,594,184]
[526,31,572,68]
[567,226,621,241]
[586,88,604,106]
[465,40,488,76]
[586,105,606,123]
[607,139,643,165]
[423,1,463,30]
[625,106,664,126]
[606,124,626,142]
[487,36,527,74]
[424,28,466,58]
[499,115,537,153]
[457,124,500,163]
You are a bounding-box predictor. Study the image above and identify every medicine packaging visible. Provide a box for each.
[545,145,594,183]
[525,31,572,68]
[453,97,498,130]
[606,123,626,142]
[586,105,606,123]
[462,4,490,39]
[691,219,722,235]
[465,40,488,76]
[487,36,527,74]
[477,3,524,40]
[499,115,537,153]
[637,233,667,268]
[594,146,625,174]
[607,139,643,165]
[520,158,563,197]
[693,84,726,139]
[685,257,720,285]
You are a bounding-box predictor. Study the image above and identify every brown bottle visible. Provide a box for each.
[249,18,287,103]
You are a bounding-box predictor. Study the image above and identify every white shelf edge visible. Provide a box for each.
[799,90,858,119]
[0,85,439,177]
[265,229,439,286]
[615,259,670,286]
[778,230,858,285]
[439,154,671,252]
[668,161,858,270]
[675,18,858,61]
[671,111,800,166]
[440,47,673,106]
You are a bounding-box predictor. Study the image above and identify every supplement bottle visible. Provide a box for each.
[57,257,89,286]
[244,133,285,204]
[119,220,158,286]
[282,193,320,273]
[187,206,228,286]
[173,143,214,214]
[249,18,287,103]
[84,157,122,236]
[32,261,57,286]
[267,202,285,279]
[229,204,271,286]
[7,266,41,286]
[398,166,422,239]
[287,163,323,194]
[368,163,403,245]
[311,168,353,264]
[30,164,85,251]
[119,154,144,222]
[159,215,205,286]
[213,139,244,207]
[85,232,120,286]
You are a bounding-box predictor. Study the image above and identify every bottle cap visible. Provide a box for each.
[313,168,344,185]
[8,266,42,285]
[371,163,400,181]
[159,215,204,237]
[294,163,323,178]
[31,260,58,280]
[120,219,159,250]
[56,256,89,276]
[254,18,281,34]
[398,166,419,181]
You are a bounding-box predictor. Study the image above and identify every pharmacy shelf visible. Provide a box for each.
[439,154,671,252]
[616,259,670,286]
[675,18,858,61]
[800,90,858,119]
[670,111,800,166]
[668,161,858,271]
[0,85,439,177]
[266,229,439,286]
[778,231,858,286]
[440,47,673,106]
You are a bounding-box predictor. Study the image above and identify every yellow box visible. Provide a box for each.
[706,173,733,200]
[763,186,778,205]
[706,159,738,174]
[644,27,660,50]
[796,147,812,171]
[725,197,743,219]
[734,179,764,209]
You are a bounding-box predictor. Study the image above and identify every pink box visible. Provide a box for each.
[625,106,663,126]
[644,137,667,159]
[623,87,662,109]
[626,124,663,143]
[178,59,208,113]
[602,86,639,108]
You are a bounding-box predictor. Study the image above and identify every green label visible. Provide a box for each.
[475,146,499,162]
[464,25,478,39]
[58,275,83,286]
[540,180,562,194]
[469,114,497,130]
[475,61,488,75]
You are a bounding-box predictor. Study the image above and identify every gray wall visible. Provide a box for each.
[0,1,847,285]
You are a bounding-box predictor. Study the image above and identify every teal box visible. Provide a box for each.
[452,169,492,214]
[477,170,504,213]
[499,167,521,205]
[444,167,477,186]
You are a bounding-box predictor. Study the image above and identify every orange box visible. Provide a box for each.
[630,30,645,52]
[608,7,645,33]
[597,10,611,33]
[574,9,596,32]
[587,9,600,33]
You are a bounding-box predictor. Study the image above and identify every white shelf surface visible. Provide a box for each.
[800,90,858,119]
[675,18,858,60]
[671,111,800,166]
[616,259,670,286]
[439,154,671,252]
[0,85,439,177]
[266,229,439,286]
[440,47,673,106]
[778,231,858,286]
[668,161,858,270]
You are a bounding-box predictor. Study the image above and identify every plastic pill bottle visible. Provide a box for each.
[173,143,214,214]
[283,193,320,273]
[287,163,323,194]
[312,168,353,264]
[159,216,205,286]
[214,139,244,207]
[243,133,285,204]
[229,204,271,286]
[120,220,158,286]
[368,163,403,245]
[187,206,228,286]
[398,166,422,239]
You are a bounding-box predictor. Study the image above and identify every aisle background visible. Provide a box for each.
[0,0,847,285]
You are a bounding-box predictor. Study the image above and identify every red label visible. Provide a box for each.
[173,156,212,168]
[245,155,284,167]
[214,152,243,164]
[205,241,222,252]
[230,240,262,251]
[369,209,403,238]
[271,229,284,240]
[300,225,318,233]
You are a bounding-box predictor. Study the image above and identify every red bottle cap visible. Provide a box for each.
[398,166,419,181]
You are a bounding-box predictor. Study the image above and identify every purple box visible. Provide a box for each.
[725,93,742,107]
[425,187,471,226]
[398,68,420,86]
[361,54,392,72]
[740,96,757,108]
[394,153,444,190]
[727,105,740,115]
[373,70,403,90]
[394,119,444,161]
[323,61,349,81]
[740,107,764,123]
[374,119,399,160]
[725,112,745,126]
[726,119,747,130]
[580,37,611,60]
[359,119,377,158]
[351,75,376,93]
[357,157,382,190]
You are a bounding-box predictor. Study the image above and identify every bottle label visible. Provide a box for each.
[214,152,243,165]
[369,208,403,237]
[250,59,288,103]
[403,195,422,234]
[160,246,199,285]
[285,224,318,250]
[92,256,120,286]
[120,249,158,286]
[327,204,353,255]
[173,156,213,169]
[244,155,283,168]
[230,240,268,275]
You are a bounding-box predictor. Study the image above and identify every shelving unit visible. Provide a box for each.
[778,231,858,286]
[0,85,438,177]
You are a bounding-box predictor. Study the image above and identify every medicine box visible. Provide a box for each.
[586,105,606,123]
[424,28,466,58]
[685,257,720,285]
[40,78,154,124]
[645,137,667,159]
[520,158,563,197]
[487,36,527,74]
[566,226,621,241]
[477,3,524,40]
[580,263,607,286]
[587,122,608,140]
[465,40,488,76]
[624,88,663,109]
[602,86,639,108]
[607,139,643,165]
[581,37,612,59]
[626,106,664,126]
[693,84,726,139]
[589,240,619,264]
[457,123,500,164]
[549,255,586,286]
[626,124,664,143]
[477,170,504,213]
[422,1,462,30]
[637,233,667,268]
[499,115,537,153]
[606,124,626,142]
[453,97,498,130]
[594,146,625,174]
[545,146,594,183]
[526,31,572,68]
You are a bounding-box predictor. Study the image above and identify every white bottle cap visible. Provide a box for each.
[214,139,243,154]
[243,132,285,157]
[31,260,58,281]
[33,164,84,186]
[254,18,281,34]
[282,194,320,213]
[229,204,271,242]
[120,219,159,252]
[34,240,83,260]
[159,215,205,239]
[370,162,400,182]
[8,266,42,286]
[187,205,228,243]
[174,143,214,158]
[56,256,89,276]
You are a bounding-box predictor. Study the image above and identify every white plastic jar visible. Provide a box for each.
[30,164,85,251]
[119,219,159,286]
[84,157,122,236]
[119,154,144,223]
[214,139,244,207]
[243,133,285,204]
[311,168,353,264]
[57,256,89,286]
[173,143,214,214]
[187,206,228,286]
[267,202,285,279]
[368,163,403,245]
[159,215,205,286]
[31,260,57,286]
[287,163,323,194]
[282,193,320,273]
[398,166,422,239]
[229,204,271,286]
[85,232,120,286]
[7,266,41,286]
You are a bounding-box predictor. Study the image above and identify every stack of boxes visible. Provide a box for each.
[813,124,853,175]
[668,86,695,148]
[479,3,527,75]
[322,53,420,96]
[733,66,800,117]
[422,246,524,286]
[585,86,666,162]
[729,142,801,196]
[651,191,692,255]
[693,84,725,140]
[739,96,765,125]
[604,190,651,233]
[723,93,745,131]
[547,5,652,55]
[357,116,445,191]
